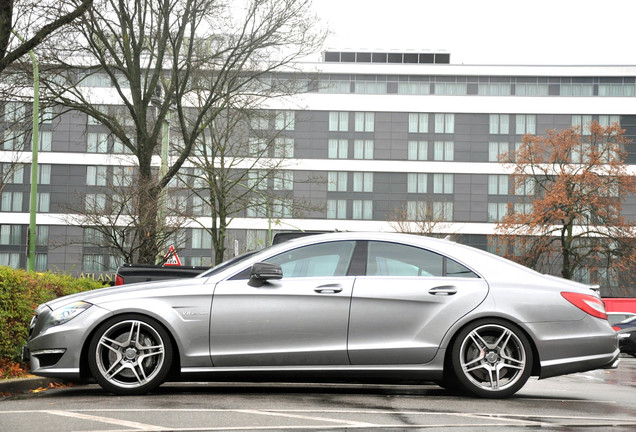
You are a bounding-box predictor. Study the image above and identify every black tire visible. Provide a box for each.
[450,319,533,398]
[88,314,173,395]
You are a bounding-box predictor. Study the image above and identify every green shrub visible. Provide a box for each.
[0,267,105,363]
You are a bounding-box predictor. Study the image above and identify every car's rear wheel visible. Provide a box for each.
[450,319,533,398]
[88,315,173,395]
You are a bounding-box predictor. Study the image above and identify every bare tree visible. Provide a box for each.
[0,0,93,73]
[176,96,318,264]
[388,200,457,239]
[37,0,324,263]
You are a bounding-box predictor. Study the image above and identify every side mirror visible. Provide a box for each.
[250,262,283,281]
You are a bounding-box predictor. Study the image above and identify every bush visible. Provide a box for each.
[0,266,105,364]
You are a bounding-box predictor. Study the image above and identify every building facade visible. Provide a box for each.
[1,52,636,291]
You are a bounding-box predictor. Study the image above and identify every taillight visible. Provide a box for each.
[612,326,621,331]
[561,292,607,320]
[115,275,124,286]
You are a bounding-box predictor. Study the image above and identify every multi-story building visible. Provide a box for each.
[1,51,636,291]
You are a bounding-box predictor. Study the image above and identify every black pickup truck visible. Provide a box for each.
[114,264,209,285]
[114,231,329,285]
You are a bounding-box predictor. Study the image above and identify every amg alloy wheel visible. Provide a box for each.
[451,319,533,398]
[88,315,173,395]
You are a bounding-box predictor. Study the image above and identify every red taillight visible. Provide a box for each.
[612,326,621,331]
[561,292,608,320]
[115,275,124,286]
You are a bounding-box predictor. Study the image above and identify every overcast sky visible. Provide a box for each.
[309,0,636,65]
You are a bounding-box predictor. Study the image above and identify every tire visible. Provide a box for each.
[450,319,533,398]
[88,315,173,395]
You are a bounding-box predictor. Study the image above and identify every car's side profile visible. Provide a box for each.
[24,232,619,398]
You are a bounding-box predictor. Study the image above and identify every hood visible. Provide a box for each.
[44,277,208,310]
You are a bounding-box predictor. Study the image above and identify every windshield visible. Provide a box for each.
[196,249,263,278]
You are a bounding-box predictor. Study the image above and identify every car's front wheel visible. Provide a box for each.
[88,315,173,395]
[450,319,533,398]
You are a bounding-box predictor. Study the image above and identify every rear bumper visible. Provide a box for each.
[539,348,620,379]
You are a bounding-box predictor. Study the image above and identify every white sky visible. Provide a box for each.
[309,0,636,65]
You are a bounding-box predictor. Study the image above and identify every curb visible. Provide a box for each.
[0,377,66,395]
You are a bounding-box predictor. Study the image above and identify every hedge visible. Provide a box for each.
[0,266,106,363]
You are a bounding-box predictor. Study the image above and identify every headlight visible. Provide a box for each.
[43,301,92,329]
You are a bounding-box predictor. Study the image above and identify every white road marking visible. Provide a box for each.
[44,410,168,431]
[235,409,377,427]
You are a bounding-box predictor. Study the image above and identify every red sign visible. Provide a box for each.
[163,245,182,266]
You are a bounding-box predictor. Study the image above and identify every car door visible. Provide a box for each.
[210,240,357,367]
[348,240,489,365]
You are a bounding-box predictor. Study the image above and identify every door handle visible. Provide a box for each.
[428,286,457,296]
[314,284,343,294]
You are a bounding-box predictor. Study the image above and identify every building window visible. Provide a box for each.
[571,115,592,135]
[561,83,593,97]
[192,228,212,249]
[275,111,295,130]
[514,203,533,215]
[274,137,294,158]
[39,131,52,152]
[406,201,427,220]
[329,112,348,131]
[433,201,453,221]
[36,225,49,246]
[83,254,105,271]
[37,192,50,212]
[84,227,105,245]
[85,193,106,212]
[353,139,373,159]
[433,174,453,194]
[2,131,23,150]
[407,173,427,193]
[327,199,347,219]
[1,191,22,211]
[478,83,511,96]
[272,198,293,218]
[408,113,428,133]
[250,115,269,130]
[4,102,25,123]
[599,115,620,127]
[488,202,508,222]
[247,198,268,218]
[273,171,294,190]
[86,166,107,186]
[516,115,536,135]
[515,83,548,96]
[488,175,509,195]
[514,177,535,196]
[328,172,348,192]
[398,81,430,95]
[0,225,21,245]
[113,137,133,154]
[408,141,428,161]
[433,141,454,161]
[248,137,267,156]
[434,82,467,95]
[3,163,24,184]
[354,112,374,132]
[353,172,373,192]
[352,200,372,219]
[434,113,454,133]
[328,139,348,158]
[0,253,19,268]
[489,114,510,134]
[247,170,267,190]
[38,164,51,185]
[87,132,108,153]
[113,166,134,187]
[488,142,509,162]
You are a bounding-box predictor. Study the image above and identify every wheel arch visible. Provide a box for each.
[442,315,541,378]
[79,311,182,382]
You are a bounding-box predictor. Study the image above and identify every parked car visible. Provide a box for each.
[612,316,636,356]
[23,232,619,398]
[608,312,636,326]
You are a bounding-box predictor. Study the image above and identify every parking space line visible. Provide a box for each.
[45,410,168,431]
[235,409,377,427]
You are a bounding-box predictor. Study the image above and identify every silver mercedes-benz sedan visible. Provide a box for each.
[23,232,619,398]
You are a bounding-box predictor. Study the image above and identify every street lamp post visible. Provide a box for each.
[13,31,40,272]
